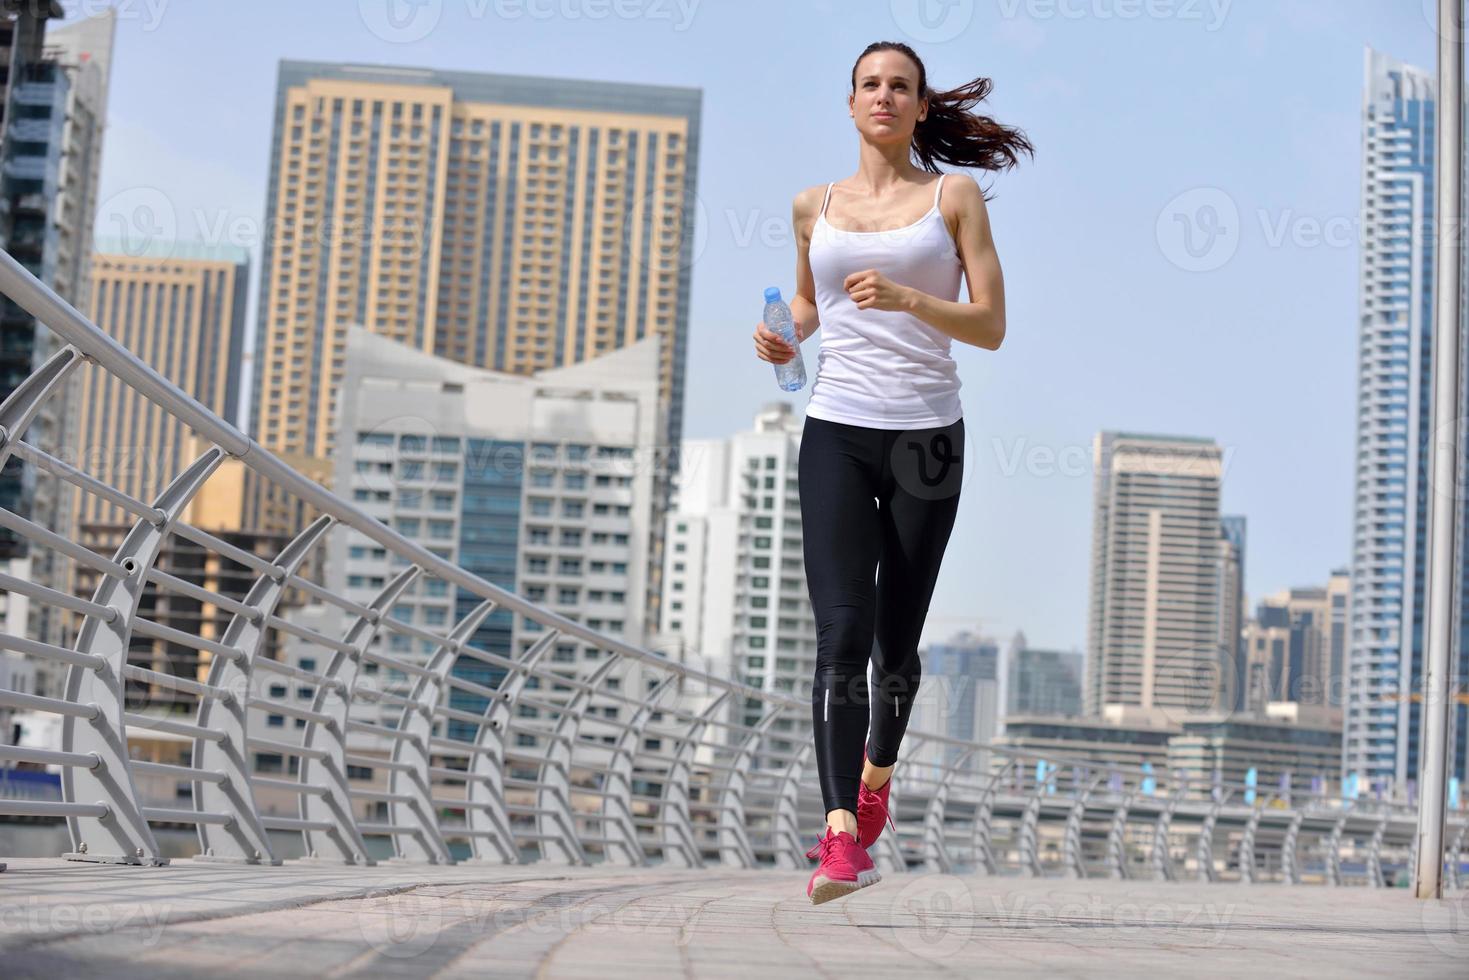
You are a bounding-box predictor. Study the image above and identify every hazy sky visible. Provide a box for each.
[70,0,1444,654]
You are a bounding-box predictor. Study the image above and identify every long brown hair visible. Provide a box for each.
[851,41,1033,197]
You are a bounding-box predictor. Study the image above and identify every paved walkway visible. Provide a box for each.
[0,858,1463,977]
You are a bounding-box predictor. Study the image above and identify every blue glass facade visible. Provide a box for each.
[447,438,523,739]
[1348,50,1469,792]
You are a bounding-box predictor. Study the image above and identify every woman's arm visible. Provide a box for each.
[754,186,825,364]
[841,173,1006,351]
[790,185,823,342]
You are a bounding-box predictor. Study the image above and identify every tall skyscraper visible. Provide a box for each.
[1084,431,1225,722]
[0,4,114,651]
[1218,515,1246,710]
[74,246,249,528]
[1345,48,1469,793]
[248,62,701,633]
[1006,639,1083,718]
[659,401,811,738]
[1244,586,1337,710]
[50,245,250,700]
[910,631,1001,771]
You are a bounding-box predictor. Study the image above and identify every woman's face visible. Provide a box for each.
[849,50,927,143]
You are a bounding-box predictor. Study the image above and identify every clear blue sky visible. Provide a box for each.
[70,0,1442,654]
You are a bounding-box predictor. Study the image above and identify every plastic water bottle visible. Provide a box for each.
[764,286,806,392]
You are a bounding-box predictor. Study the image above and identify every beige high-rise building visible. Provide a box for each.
[248,62,701,628]
[1241,574,1350,715]
[55,247,253,701]
[74,247,249,532]
[1084,431,1225,721]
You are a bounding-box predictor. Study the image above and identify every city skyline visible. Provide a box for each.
[69,1,1441,657]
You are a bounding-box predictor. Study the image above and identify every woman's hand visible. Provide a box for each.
[843,268,911,312]
[753,318,806,364]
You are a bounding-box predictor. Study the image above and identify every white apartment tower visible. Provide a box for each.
[1085,431,1226,722]
[1346,48,1469,792]
[253,327,663,773]
[659,402,814,730]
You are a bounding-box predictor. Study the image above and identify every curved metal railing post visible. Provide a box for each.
[1281,808,1305,885]
[532,652,611,865]
[456,631,563,864]
[294,567,420,864]
[971,757,1015,877]
[62,448,226,864]
[771,740,814,870]
[713,704,781,869]
[1238,801,1261,884]
[0,344,84,473]
[1195,786,1229,883]
[1019,760,1064,877]
[1106,784,1140,881]
[657,689,728,868]
[596,673,677,866]
[384,597,497,864]
[919,742,974,874]
[1446,820,1467,890]
[193,514,334,864]
[1324,808,1349,886]
[1150,776,1186,882]
[1365,811,1390,888]
[1066,771,1106,880]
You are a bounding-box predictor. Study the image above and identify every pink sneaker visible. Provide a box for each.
[857,746,898,849]
[805,827,881,905]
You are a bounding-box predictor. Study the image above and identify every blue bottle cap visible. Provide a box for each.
[764,287,782,303]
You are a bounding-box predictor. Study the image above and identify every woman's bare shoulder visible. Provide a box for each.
[942,172,986,208]
[793,183,832,239]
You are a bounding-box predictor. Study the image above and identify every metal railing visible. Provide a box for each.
[0,247,1461,885]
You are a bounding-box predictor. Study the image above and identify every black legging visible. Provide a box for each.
[798,413,965,817]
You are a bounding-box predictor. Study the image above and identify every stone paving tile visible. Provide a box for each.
[0,859,1463,977]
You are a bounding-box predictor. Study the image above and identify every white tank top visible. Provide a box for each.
[805,173,965,429]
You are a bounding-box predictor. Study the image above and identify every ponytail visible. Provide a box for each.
[851,41,1034,198]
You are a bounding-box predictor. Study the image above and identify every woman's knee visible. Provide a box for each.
[871,651,922,706]
[814,602,873,668]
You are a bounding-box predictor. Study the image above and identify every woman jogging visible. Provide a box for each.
[753,40,1031,905]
